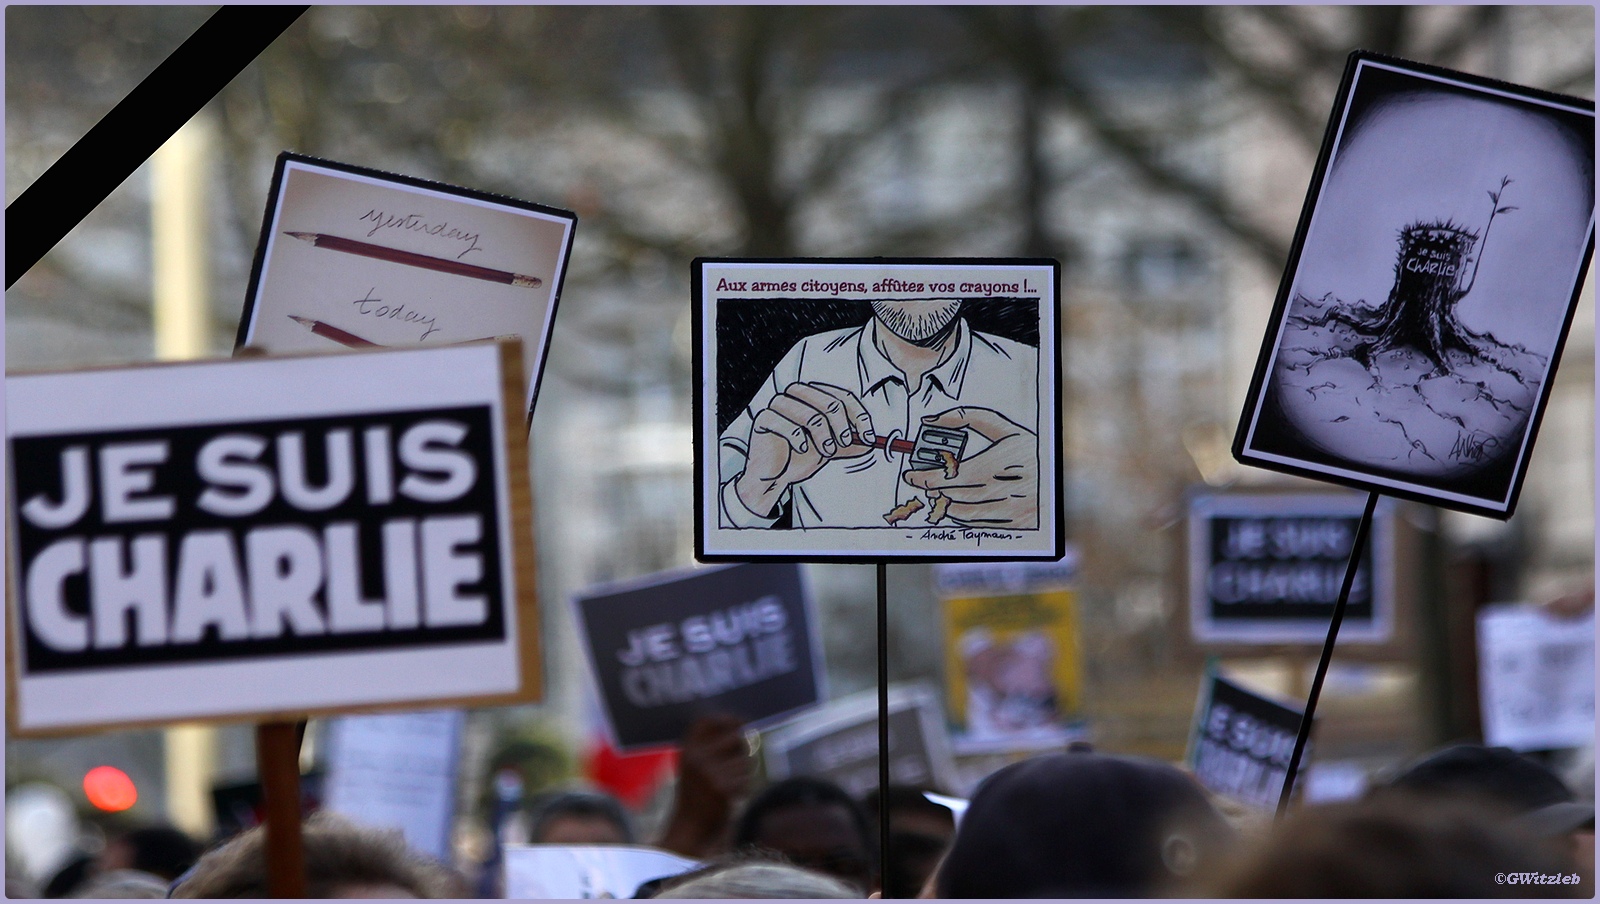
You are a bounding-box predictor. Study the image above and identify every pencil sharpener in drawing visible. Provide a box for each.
[908,424,968,471]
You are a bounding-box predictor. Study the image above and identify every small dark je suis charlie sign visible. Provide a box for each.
[1188,672,1307,811]
[1189,493,1394,646]
[574,563,824,750]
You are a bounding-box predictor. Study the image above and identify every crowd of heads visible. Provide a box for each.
[10,736,1593,899]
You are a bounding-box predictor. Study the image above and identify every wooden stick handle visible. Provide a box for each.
[256,721,307,898]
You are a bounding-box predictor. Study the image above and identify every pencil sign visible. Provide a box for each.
[692,258,1064,562]
[1187,671,1307,810]
[5,342,540,735]
[238,152,578,417]
[573,564,824,751]
[1188,492,1395,645]
[1233,52,1595,518]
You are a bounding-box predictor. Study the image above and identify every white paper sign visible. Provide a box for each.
[502,845,699,899]
[1477,604,1595,751]
[6,342,536,733]
[322,709,465,859]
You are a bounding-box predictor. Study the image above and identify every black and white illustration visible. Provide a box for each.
[694,259,1062,561]
[240,153,578,418]
[1236,53,1595,517]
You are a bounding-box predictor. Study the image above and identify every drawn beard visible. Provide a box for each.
[870,299,963,343]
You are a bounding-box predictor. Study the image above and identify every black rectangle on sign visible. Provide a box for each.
[1190,674,1305,810]
[575,564,821,750]
[10,405,506,673]
[1205,514,1373,623]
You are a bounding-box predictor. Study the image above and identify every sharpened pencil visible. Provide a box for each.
[284,231,543,288]
[288,314,380,348]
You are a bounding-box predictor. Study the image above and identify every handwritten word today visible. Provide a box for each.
[352,288,440,341]
[13,411,502,667]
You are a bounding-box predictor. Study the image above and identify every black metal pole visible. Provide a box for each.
[877,562,891,895]
[1275,491,1380,819]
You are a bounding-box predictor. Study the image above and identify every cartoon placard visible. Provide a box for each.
[694,258,1063,561]
[238,152,578,417]
[1233,52,1594,518]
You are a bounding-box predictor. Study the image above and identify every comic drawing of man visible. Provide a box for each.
[718,299,1040,529]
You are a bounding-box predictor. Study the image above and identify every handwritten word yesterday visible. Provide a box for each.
[357,209,483,259]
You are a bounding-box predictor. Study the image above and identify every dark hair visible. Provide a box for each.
[526,789,635,843]
[936,752,1232,898]
[1376,744,1594,836]
[732,777,873,855]
[170,812,464,898]
[1196,795,1576,898]
[116,825,203,881]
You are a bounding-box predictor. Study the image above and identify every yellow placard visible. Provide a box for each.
[942,588,1082,736]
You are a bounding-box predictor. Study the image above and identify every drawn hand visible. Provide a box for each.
[902,407,1038,529]
[734,382,876,517]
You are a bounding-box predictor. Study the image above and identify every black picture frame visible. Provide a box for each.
[693,257,1064,562]
[238,151,579,420]
[1233,51,1595,519]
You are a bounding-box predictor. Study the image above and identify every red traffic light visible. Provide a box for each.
[83,766,137,812]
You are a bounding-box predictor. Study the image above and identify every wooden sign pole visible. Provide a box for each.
[1274,491,1380,818]
[256,720,307,898]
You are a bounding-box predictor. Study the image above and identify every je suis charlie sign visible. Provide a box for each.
[6,342,540,735]
[1189,492,1395,646]
[574,563,824,750]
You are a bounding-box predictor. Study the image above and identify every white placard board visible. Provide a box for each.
[763,682,960,796]
[239,153,578,418]
[6,342,540,734]
[693,258,1063,561]
[322,709,466,859]
[1477,604,1595,751]
[502,845,699,899]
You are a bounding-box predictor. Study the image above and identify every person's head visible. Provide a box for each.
[526,790,635,845]
[169,812,464,898]
[1194,795,1577,897]
[67,869,169,899]
[861,786,956,899]
[1378,744,1595,838]
[97,824,202,881]
[1376,743,1595,893]
[733,777,875,893]
[870,299,963,344]
[651,856,861,899]
[936,751,1233,897]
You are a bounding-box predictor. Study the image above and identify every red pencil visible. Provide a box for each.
[288,314,380,348]
[284,231,543,288]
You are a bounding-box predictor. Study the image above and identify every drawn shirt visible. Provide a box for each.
[719,317,1038,529]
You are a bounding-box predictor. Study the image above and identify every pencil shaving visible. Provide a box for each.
[938,451,959,479]
[928,492,952,524]
[883,497,924,525]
